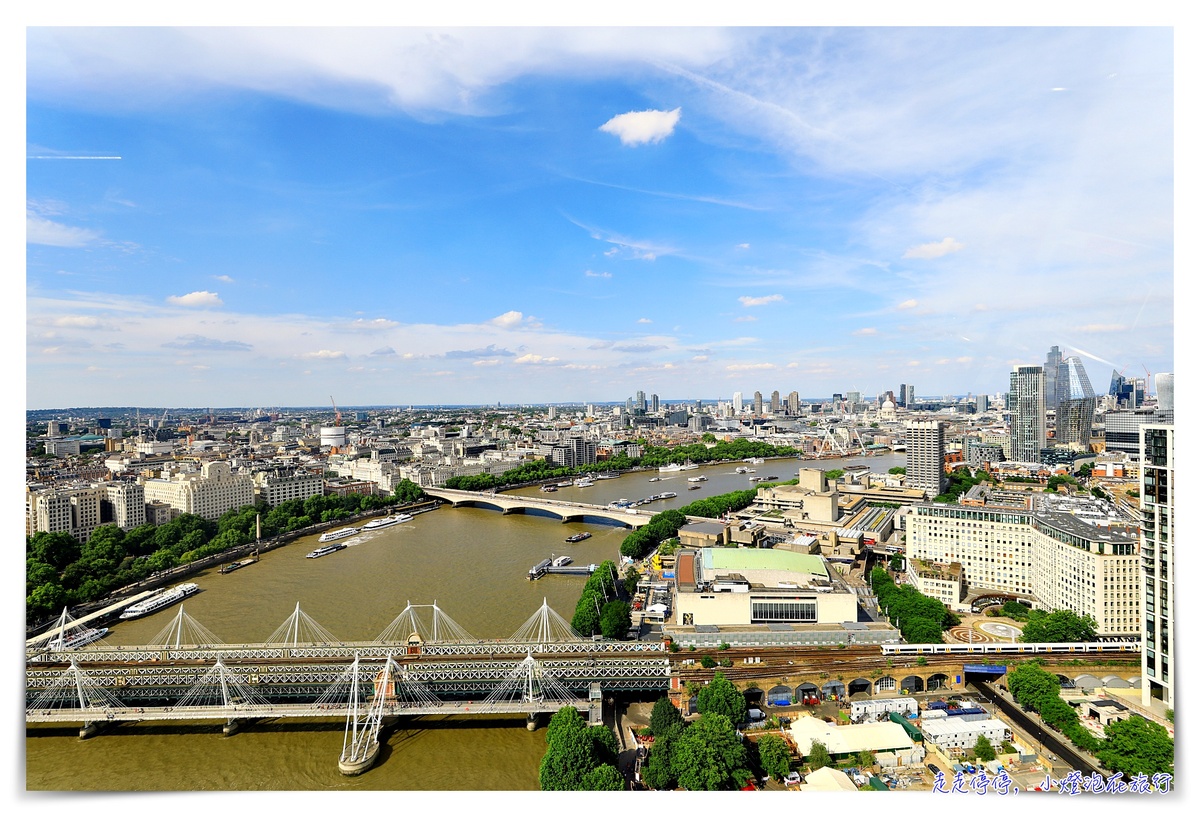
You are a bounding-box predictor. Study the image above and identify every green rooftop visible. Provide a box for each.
[703,547,828,579]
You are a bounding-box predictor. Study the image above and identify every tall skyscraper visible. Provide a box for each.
[1140,424,1173,709]
[1008,365,1046,462]
[898,383,907,408]
[753,391,763,415]
[1154,373,1173,411]
[905,420,946,498]
[651,393,659,413]
[770,390,781,414]
[1044,345,1067,410]
[733,391,744,413]
[905,384,915,407]
[636,390,646,412]
[788,390,800,415]
[1056,356,1097,450]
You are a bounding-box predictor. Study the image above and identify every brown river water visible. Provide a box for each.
[25,453,902,792]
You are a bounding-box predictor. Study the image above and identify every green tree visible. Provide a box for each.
[671,713,749,791]
[805,739,833,771]
[642,722,682,790]
[888,466,906,475]
[1020,609,1097,643]
[582,764,624,791]
[974,734,996,762]
[539,727,597,790]
[1096,716,1174,777]
[599,599,631,639]
[855,749,876,769]
[757,733,792,780]
[697,671,748,724]
[623,565,641,597]
[650,696,684,737]
[27,531,81,570]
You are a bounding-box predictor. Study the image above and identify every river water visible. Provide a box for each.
[25,452,903,792]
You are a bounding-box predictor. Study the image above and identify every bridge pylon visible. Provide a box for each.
[339,652,395,776]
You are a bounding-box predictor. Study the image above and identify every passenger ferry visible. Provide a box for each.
[119,583,199,620]
[318,526,359,543]
[596,472,619,480]
[306,543,348,559]
[574,478,595,488]
[687,475,708,482]
[552,555,574,567]
[362,514,412,531]
[42,626,109,651]
[659,461,699,473]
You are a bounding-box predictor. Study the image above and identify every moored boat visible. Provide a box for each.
[42,626,109,651]
[220,557,257,574]
[362,513,412,531]
[119,583,199,620]
[565,532,592,543]
[552,555,574,567]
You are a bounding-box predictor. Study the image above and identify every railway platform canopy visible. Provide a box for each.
[665,619,900,649]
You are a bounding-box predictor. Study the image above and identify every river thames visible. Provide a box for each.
[25,452,903,791]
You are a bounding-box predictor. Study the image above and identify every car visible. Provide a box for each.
[927,764,941,775]
[784,772,803,786]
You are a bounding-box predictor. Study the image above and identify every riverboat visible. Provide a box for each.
[688,485,702,490]
[687,475,708,482]
[540,484,558,492]
[528,558,552,580]
[648,476,662,482]
[306,543,348,559]
[659,461,698,473]
[596,472,619,480]
[42,626,109,651]
[552,555,574,567]
[319,526,359,543]
[362,514,412,531]
[119,583,200,620]
[565,532,592,543]
[574,478,595,488]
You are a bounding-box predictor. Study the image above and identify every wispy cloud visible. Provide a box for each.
[903,237,964,259]
[161,335,253,352]
[166,291,223,307]
[298,349,346,360]
[853,327,877,336]
[27,214,100,247]
[738,294,784,307]
[584,270,611,278]
[599,107,681,145]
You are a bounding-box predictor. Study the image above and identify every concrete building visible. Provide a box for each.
[905,420,946,498]
[1153,372,1173,411]
[101,480,146,530]
[790,715,920,764]
[141,460,255,521]
[26,484,102,543]
[1140,424,1173,709]
[253,468,325,506]
[672,547,858,627]
[1008,365,1046,462]
[906,496,1140,635]
[1104,409,1172,458]
[920,717,1011,756]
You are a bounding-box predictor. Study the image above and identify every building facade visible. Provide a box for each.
[1056,356,1097,450]
[1140,424,1173,708]
[141,460,255,520]
[1008,365,1046,462]
[905,420,946,498]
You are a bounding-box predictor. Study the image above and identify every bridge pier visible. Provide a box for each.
[223,718,241,736]
[526,713,539,732]
[79,721,101,739]
[338,740,381,776]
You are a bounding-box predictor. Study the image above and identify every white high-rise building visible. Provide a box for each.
[1140,424,1173,708]
[1008,365,1046,462]
[733,391,744,413]
[905,420,946,498]
[1154,372,1173,412]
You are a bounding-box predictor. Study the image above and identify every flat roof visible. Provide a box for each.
[703,547,828,578]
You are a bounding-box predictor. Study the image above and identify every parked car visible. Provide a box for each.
[927,764,942,776]
[784,772,803,786]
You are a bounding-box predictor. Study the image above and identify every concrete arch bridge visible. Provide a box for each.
[424,487,651,528]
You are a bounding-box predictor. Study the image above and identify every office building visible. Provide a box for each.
[733,391,744,413]
[899,383,907,408]
[1154,373,1173,411]
[905,420,946,498]
[651,393,659,413]
[636,390,646,412]
[905,384,915,407]
[753,391,763,415]
[770,390,781,414]
[975,394,989,413]
[1104,409,1172,458]
[788,390,800,415]
[1140,424,1173,708]
[1056,356,1097,450]
[1008,365,1046,462]
[1044,345,1067,410]
[141,460,255,521]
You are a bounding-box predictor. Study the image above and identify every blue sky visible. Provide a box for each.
[24,25,1175,409]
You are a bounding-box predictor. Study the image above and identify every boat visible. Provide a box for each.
[552,555,574,567]
[566,532,592,543]
[574,479,595,488]
[306,543,348,559]
[659,461,699,473]
[42,626,109,651]
[220,557,257,574]
[556,481,574,488]
[362,514,412,531]
[541,484,558,492]
[687,475,708,482]
[319,526,359,543]
[596,472,619,480]
[659,491,677,499]
[745,457,765,464]
[735,466,750,473]
[119,583,200,620]
[688,485,702,490]
[648,476,662,482]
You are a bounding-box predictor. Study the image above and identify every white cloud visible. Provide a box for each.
[473,359,502,367]
[341,318,399,332]
[514,353,560,365]
[1075,323,1127,333]
[637,318,652,324]
[738,294,784,307]
[734,315,758,323]
[956,356,973,364]
[489,310,525,328]
[903,237,964,259]
[897,299,919,310]
[298,349,346,360]
[166,291,223,307]
[214,275,235,283]
[853,327,877,336]
[736,243,750,249]
[584,270,611,278]
[599,107,681,146]
[27,214,100,247]
[54,316,101,329]
[725,362,776,371]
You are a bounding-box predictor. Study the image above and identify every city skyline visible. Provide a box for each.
[25,25,1173,409]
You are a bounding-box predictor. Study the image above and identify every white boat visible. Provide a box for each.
[596,472,619,480]
[745,457,765,464]
[362,514,412,531]
[319,526,359,543]
[306,543,348,558]
[42,626,109,651]
[687,475,708,482]
[648,476,662,482]
[552,555,574,567]
[659,491,677,499]
[735,466,750,473]
[574,478,595,488]
[119,583,199,620]
[659,461,699,473]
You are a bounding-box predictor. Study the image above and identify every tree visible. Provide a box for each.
[757,733,792,780]
[623,565,641,597]
[888,466,906,475]
[650,696,684,737]
[539,727,597,791]
[582,764,624,791]
[27,531,81,571]
[1020,609,1097,643]
[642,723,682,790]
[599,599,631,639]
[805,739,832,771]
[671,713,749,791]
[697,671,748,724]
[855,749,876,769]
[1096,716,1174,777]
[974,734,996,762]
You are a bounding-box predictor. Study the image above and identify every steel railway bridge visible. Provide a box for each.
[26,600,670,775]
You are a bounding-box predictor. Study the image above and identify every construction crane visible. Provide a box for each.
[330,395,341,426]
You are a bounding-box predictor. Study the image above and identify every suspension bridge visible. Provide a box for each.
[26,600,669,775]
